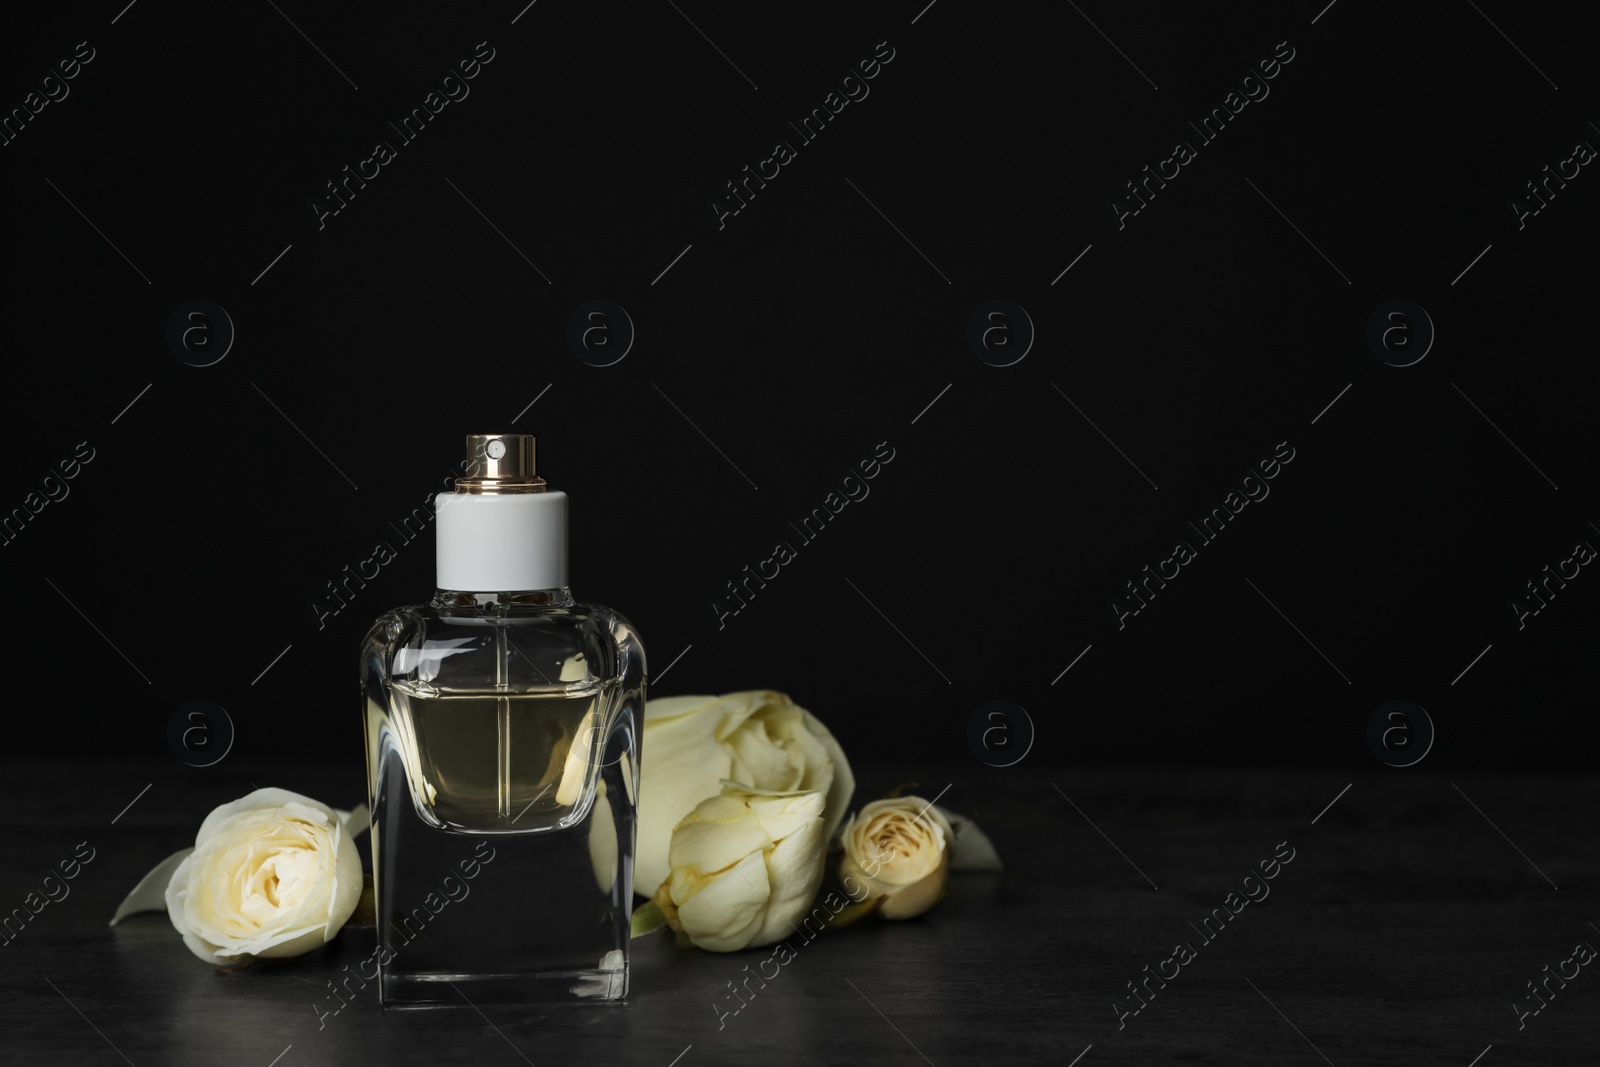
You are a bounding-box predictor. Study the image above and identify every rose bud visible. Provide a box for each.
[838,797,954,920]
[636,691,853,895]
[652,784,826,952]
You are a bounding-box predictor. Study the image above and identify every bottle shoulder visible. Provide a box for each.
[362,600,642,689]
[366,601,635,637]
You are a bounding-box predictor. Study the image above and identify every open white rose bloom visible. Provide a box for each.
[165,788,363,962]
[637,690,853,895]
[111,787,365,964]
[838,796,955,920]
[654,784,826,952]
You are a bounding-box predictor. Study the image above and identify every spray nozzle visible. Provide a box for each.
[453,433,547,493]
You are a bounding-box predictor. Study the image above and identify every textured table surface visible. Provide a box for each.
[2,760,1594,1066]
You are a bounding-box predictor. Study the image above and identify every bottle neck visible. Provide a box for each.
[431,587,575,616]
[435,490,569,593]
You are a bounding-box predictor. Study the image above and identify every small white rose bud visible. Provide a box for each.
[838,797,953,920]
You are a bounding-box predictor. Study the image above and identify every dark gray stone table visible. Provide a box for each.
[2,760,1594,1065]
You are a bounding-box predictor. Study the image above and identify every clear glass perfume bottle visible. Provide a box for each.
[361,433,644,1005]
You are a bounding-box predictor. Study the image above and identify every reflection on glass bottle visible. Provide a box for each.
[361,433,644,1004]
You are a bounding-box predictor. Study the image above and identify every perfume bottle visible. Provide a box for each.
[361,433,644,1004]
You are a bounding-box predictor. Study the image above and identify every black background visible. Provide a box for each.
[2,0,1595,773]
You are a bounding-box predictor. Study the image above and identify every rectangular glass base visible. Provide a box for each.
[369,738,634,1008]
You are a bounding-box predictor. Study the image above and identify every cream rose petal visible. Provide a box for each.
[635,706,738,891]
[753,816,827,945]
[667,806,771,875]
[762,707,834,794]
[674,850,770,952]
[741,791,825,843]
[643,694,724,723]
[724,720,802,791]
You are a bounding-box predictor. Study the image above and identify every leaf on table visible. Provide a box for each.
[935,805,1004,871]
[630,899,667,939]
[337,803,370,839]
[109,848,193,926]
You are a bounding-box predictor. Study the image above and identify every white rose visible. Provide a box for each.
[162,788,363,963]
[838,797,954,920]
[637,690,853,894]
[652,783,826,952]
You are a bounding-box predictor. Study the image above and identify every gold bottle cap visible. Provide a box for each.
[453,433,548,493]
